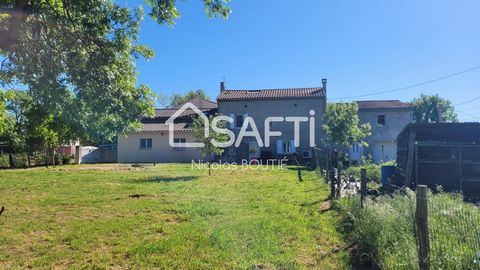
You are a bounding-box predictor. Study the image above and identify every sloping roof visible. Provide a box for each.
[356,100,413,110]
[398,122,480,143]
[138,99,217,132]
[172,97,217,109]
[217,87,326,101]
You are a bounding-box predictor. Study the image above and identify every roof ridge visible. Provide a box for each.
[188,97,217,104]
[356,100,404,102]
[225,87,323,92]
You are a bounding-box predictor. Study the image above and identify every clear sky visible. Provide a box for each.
[123,0,480,121]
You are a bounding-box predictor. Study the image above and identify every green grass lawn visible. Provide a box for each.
[0,164,348,269]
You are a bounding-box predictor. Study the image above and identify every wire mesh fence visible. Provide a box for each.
[428,193,480,269]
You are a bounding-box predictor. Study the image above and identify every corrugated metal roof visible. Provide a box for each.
[217,87,326,101]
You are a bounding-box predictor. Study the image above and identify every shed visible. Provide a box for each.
[396,123,480,198]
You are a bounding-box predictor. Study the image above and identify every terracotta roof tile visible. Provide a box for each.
[217,87,325,101]
[356,100,413,110]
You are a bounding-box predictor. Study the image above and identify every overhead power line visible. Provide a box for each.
[330,64,480,100]
[453,96,480,106]
[457,110,480,121]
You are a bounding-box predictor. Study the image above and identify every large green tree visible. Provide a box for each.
[169,89,210,108]
[0,0,230,145]
[412,94,458,123]
[322,102,371,148]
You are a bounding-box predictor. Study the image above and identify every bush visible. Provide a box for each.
[335,191,480,269]
[61,154,74,165]
[345,163,382,183]
[0,155,10,168]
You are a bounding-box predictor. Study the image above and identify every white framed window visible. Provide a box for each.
[277,139,296,154]
[230,113,248,129]
[140,138,152,150]
[173,138,186,151]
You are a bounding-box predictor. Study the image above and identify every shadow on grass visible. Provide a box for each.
[286,166,313,171]
[144,176,199,183]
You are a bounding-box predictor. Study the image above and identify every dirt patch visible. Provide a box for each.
[128,194,147,199]
[319,200,332,213]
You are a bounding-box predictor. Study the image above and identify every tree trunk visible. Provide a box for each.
[52,147,56,167]
[45,144,49,169]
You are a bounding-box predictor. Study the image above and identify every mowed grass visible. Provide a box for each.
[0,164,348,269]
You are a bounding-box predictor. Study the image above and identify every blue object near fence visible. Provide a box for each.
[381,165,396,184]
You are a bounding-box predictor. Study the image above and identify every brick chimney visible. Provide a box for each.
[220,81,225,92]
[322,79,327,92]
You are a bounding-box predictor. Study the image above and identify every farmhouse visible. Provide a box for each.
[117,80,414,165]
[217,80,327,162]
[350,100,413,163]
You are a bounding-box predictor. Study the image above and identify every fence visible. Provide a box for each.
[312,147,480,269]
[313,147,358,199]
[426,190,480,269]
[0,151,74,169]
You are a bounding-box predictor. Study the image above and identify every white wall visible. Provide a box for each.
[358,109,413,162]
[117,131,204,163]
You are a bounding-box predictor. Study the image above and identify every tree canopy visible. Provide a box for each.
[412,94,458,123]
[169,89,210,108]
[0,0,230,147]
[322,103,371,148]
[192,114,229,175]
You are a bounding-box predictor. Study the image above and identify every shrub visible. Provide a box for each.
[0,155,10,168]
[345,163,381,183]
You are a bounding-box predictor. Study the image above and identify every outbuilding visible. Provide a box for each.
[396,122,480,198]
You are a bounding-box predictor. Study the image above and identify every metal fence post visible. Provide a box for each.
[360,169,367,208]
[416,185,430,270]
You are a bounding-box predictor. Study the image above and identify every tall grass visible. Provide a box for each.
[335,190,480,269]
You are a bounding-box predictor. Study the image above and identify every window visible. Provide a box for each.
[352,143,359,153]
[173,138,186,151]
[283,140,292,154]
[236,114,244,128]
[140,138,152,150]
[377,115,386,126]
[277,139,296,155]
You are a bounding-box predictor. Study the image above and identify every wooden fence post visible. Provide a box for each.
[295,158,302,182]
[360,169,367,208]
[325,148,330,180]
[330,151,337,199]
[336,162,342,198]
[8,153,14,168]
[416,185,430,270]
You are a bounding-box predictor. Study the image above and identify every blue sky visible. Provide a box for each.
[123,0,480,121]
